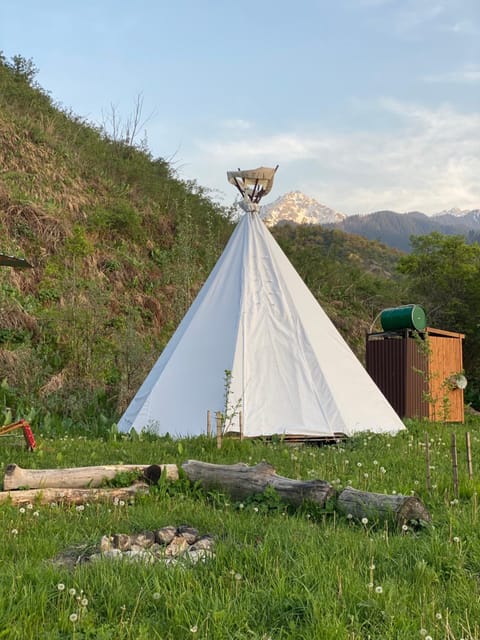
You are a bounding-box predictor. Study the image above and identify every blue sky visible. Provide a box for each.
[1,0,479,214]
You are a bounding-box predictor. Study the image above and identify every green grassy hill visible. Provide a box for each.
[0,54,405,431]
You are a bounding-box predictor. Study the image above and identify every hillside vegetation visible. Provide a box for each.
[0,54,419,430]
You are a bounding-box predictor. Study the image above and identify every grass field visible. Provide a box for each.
[1,418,480,639]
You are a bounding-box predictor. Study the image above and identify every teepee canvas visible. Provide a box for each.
[118,167,405,438]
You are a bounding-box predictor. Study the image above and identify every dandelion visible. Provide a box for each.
[425,636,433,640]
[190,625,198,633]
[253,507,259,513]
[364,473,369,479]
[367,582,374,589]
[19,507,25,514]
[76,505,85,512]
[69,613,78,623]
[453,536,460,543]
[80,598,88,607]
[435,612,442,620]
[375,585,383,594]
[357,462,363,468]
[57,583,65,591]
[11,529,18,535]
[419,630,428,637]
[27,503,33,510]
[153,592,161,600]
[369,563,375,570]
[69,588,76,596]
[402,524,409,532]
[33,511,39,517]
[361,517,368,525]
[119,500,125,507]
[373,460,378,465]
[414,480,419,486]
[234,573,242,581]
[380,467,386,474]
[347,513,353,520]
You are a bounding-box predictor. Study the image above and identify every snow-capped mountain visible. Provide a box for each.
[261,191,346,226]
[433,207,480,218]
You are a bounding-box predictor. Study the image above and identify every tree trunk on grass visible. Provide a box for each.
[3,463,179,491]
[337,486,432,527]
[0,483,149,506]
[2,460,432,527]
[180,460,336,508]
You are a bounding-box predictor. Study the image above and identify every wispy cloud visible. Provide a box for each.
[424,67,480,84]
[221,119,253,131]
[189,100,480,215]
[443,19,480,36]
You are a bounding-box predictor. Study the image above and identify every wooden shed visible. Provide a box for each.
[366,327,465,423]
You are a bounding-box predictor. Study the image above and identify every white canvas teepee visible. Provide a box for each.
[118,168,405,438]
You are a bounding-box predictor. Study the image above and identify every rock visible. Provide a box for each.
[131,531,155,548]
[52,524,215,569]
[112,533,132,551]
[187,548,214,564]
[100,535,113,552]
[177,526,199,544]
[125,549,155,563]
[190,535,215,551]
[165,535,189,557]
[154,526,177,545]
[102,548,123,560]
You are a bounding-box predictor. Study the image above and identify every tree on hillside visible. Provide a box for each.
[397,232,480,405]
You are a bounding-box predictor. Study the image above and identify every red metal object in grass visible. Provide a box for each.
[0,419,36,450]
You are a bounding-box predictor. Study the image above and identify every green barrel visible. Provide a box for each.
[380,304,427,332]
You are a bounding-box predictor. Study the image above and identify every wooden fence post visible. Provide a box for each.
[466,431,473,480]
[239,411,243,441]
[425,432,431,492]
[215,412,222,449]
[451,433,459,499]
[207,410,211,437]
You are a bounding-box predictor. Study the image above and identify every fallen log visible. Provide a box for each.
[2,460,432,528]
[181,460,336,508]
[3,463,179,491]
[337,486,432,527]
[0,483,149,506]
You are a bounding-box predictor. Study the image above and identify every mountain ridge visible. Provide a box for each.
[263,192,480,251]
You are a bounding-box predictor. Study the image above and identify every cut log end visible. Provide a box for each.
[396,496,432,526]
[336,486,431,529]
